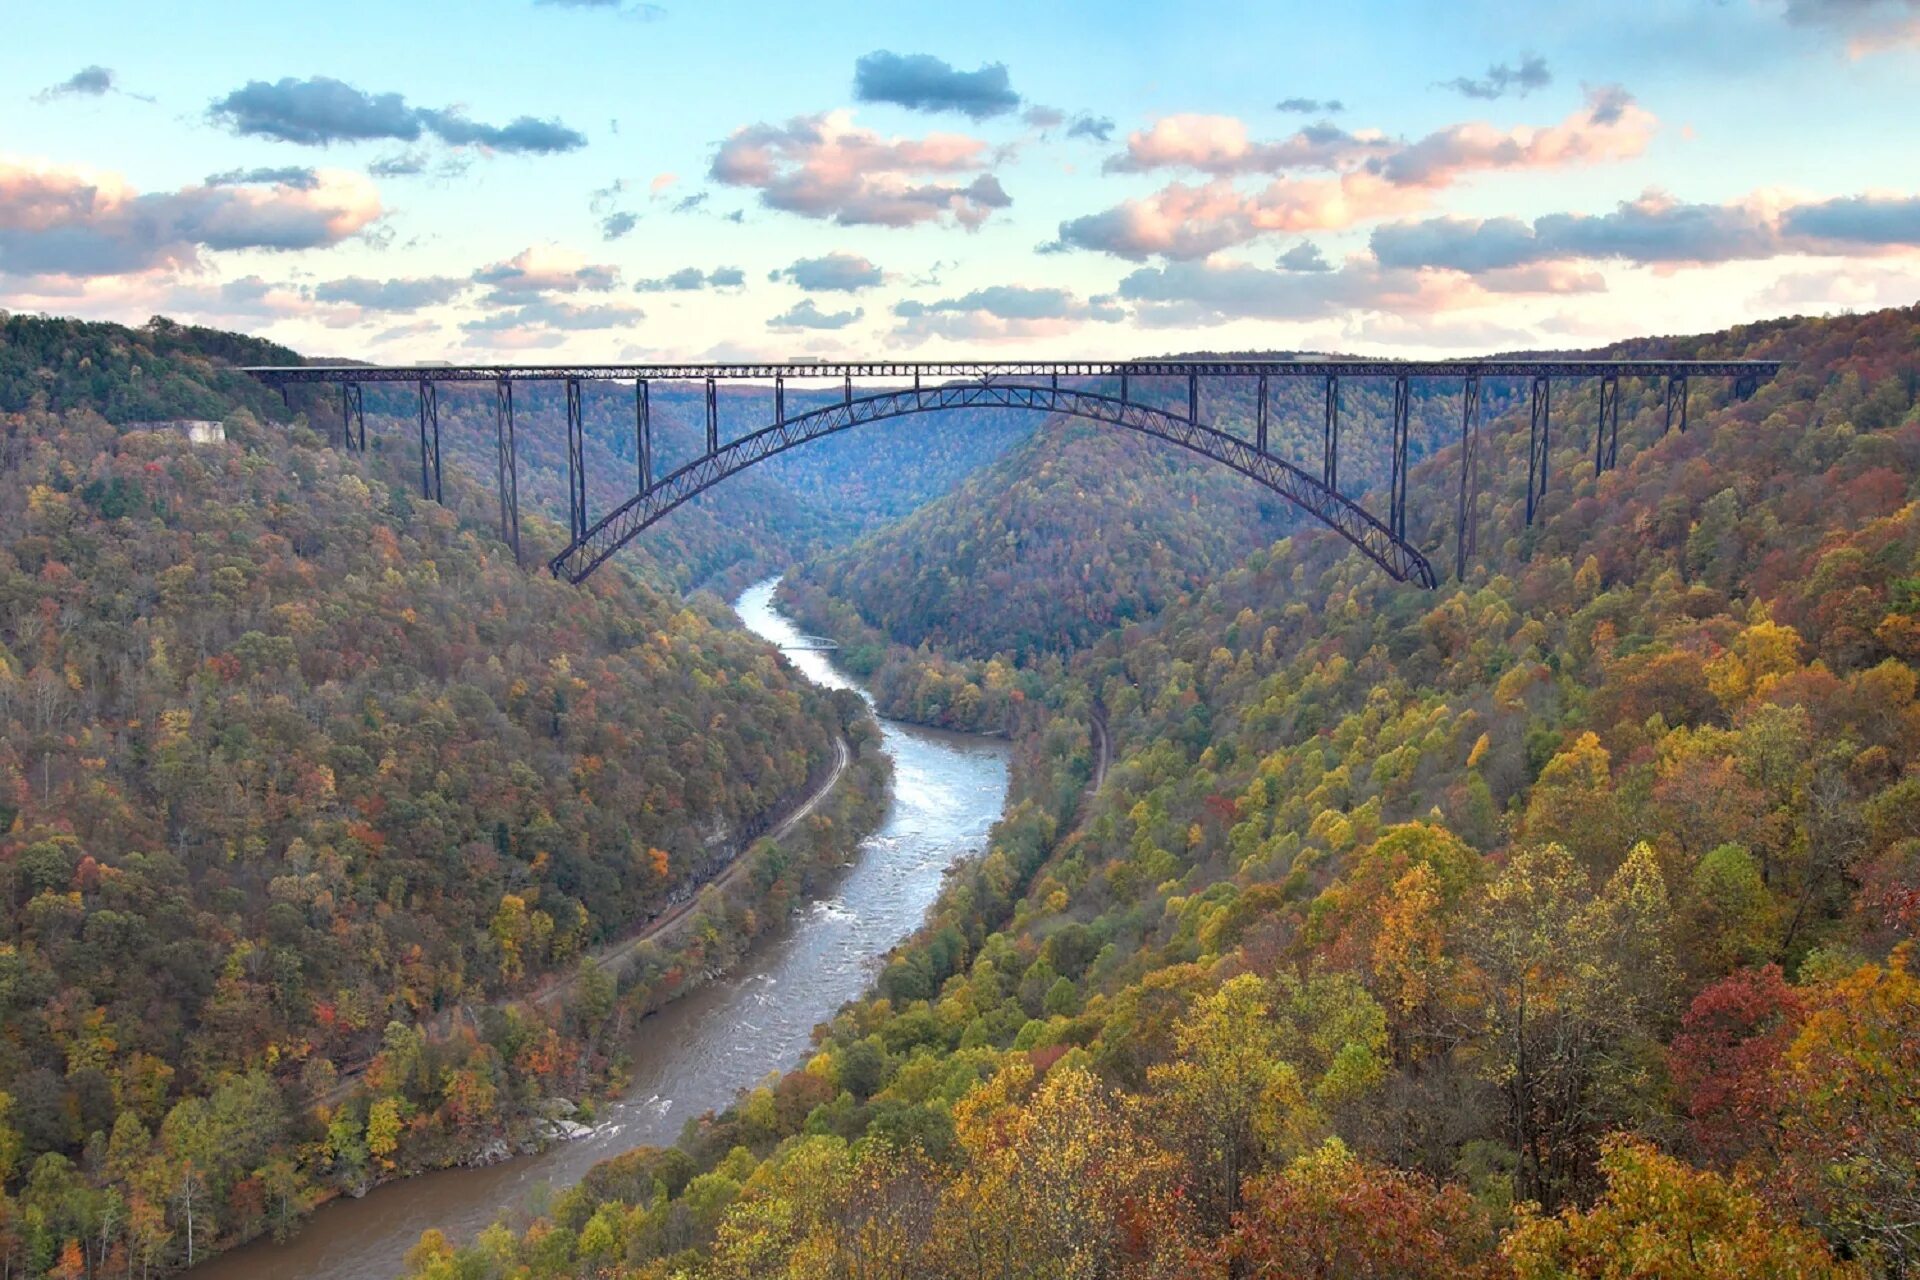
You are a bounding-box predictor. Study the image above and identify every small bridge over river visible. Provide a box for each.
[245,357,1779,589]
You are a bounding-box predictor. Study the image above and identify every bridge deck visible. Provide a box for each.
[243,358,1782,384]
[245,355,1781,592]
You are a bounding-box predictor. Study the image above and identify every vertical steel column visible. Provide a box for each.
[636,379,652,492]
[416,380,441,500]
[416,380,429,496]
[843,371,852,406]
[1665,374,1689,435]
[1595,373,1620,476]
[1187,373,1198,423]
[1389,373,1411,542]
[1455,375,1481,581]
[705,377,719,455]
[496,380,520,565]
[1256,373,1269,453]
[1323,374,1340,492]
[340,384,353,451]
[1526,374,1551,526]
[775,374,786,424]
[349,383,365,452]
[565,377,587,541]
[1119,368,1129,405]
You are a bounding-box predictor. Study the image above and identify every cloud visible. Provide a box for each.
[163,275,324,323]
[1277,241,1333,272]
[1438,53,1552,100]
[472,246,621,302]
[1052,88,1656,259]
[711,110,1009,228]
[372,319,439,344]
[1781,193,1920,246]
[1067,114,1116,142]
[1024,106,1066,129]
[417,109,585,154]
[312,275,465,309]
[0,160,382,278]
[769,252,884,291]
[1277,97,1345,114]
[1368,86,1652,185]
[649,172,678,196]
[634,266,745,291]
[1048,173,1429,260]
[1369,190,1920,272]
[769,299,865,330]
[35,66,118,102]
[1750,262,1920,310]
[1350,313,1540,349]
[1104,114,1391,176]
[672,191,709,213]
[1776,0,1920,54]
[463,297,647,348]
[891,284,1123,341]
[209,75,585,153]
[533,0,666,15]
[204,165,319,189]
[852,51,1021,119]
[601,211,639,239]
[210,77,420,145]
[370,151,430,177]
[1115,257,1484,327]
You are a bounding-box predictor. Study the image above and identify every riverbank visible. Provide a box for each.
[190,579,1012,1280]
[774,572,1045,735]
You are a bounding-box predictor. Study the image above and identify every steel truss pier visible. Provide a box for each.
[246,357,1780,590]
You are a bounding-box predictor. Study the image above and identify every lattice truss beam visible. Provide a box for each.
[244,358,1780,590]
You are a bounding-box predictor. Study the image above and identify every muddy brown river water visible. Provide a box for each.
[194,578,1011,1279]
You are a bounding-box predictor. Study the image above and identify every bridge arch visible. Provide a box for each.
[548,382,1436,587]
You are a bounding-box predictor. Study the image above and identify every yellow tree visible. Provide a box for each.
[1145,974,1311,1234]
[935,1063,1186,1279]
[1464,844,1675,1209]
[1520,734,1626,877]
[1504,1137,1859,1279]
[1773,945,1920,1274]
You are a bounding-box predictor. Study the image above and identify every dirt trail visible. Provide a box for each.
[533,734,851,1006]
[1075,702,1121,832]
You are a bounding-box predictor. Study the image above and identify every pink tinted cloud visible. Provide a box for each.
[1104,114,1391,176]
[471,245,622,300]
[710,110,1010,228]
[1059,88,1658,259]
[1054,173,1431,260]
[0,159,382,278]
[1373,86,1656,187]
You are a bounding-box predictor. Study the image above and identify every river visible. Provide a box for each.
[195,578,1011,1280]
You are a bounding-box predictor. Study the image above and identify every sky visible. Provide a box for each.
[4,0,1920,362]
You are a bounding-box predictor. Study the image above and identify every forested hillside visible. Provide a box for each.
[413,304,1920,1278]
[0,317,878,1273]
[785,368,1476,666]
[0,316,1030,600]
[348,377,1036,597]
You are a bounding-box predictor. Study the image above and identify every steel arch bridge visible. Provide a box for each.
[244,357,1780,589]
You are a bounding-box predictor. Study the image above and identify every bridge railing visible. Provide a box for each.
[245,357,1781,588]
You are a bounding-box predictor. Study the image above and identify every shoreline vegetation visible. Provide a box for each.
[0,320,898,1280]
[303,718,889,1217]
[402,305,1919,1279]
